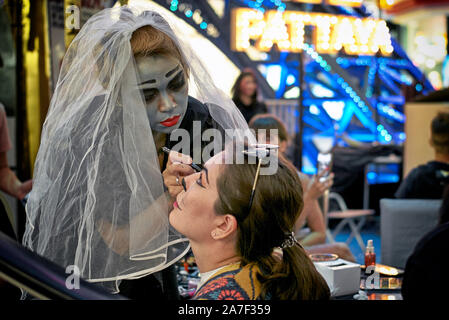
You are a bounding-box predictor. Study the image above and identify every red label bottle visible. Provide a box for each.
[365,239,376,267]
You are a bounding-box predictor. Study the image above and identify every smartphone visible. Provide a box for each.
[317,152,332,182]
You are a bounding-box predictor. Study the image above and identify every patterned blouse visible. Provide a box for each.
[193,262,268,300]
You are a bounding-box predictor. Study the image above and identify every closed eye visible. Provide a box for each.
[143,88,159,103]
[168,71,185,91]
[196,173,205,188]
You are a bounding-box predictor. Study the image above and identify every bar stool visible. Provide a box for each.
[326,192,374,252]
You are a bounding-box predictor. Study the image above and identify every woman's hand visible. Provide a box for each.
[162,150,195,202]
[16,179,33,200]
[304,170,334,201]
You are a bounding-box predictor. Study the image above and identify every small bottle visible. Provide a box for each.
[365,239,376,267]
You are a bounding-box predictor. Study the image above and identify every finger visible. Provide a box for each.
[163,174,181,188]
[166,162,195,177]
[317,168,329,178]
[168,150,193,166]
[168,186,184,198]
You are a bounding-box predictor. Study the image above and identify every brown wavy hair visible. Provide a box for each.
[130,25,189,78]
[214,153,330,300]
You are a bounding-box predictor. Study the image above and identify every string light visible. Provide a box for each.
[167,0,219,38]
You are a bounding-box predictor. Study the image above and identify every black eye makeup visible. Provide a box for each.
[196,172,205,189]
[182,177,187,191]
[167,71,185,91]
[143,88,159,103]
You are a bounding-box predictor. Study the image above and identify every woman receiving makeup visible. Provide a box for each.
[22,5,249,299]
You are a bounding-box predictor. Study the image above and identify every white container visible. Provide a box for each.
[314,259,361,297]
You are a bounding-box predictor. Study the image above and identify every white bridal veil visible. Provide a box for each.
[22,4,253,293]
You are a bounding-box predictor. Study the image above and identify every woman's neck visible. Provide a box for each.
[239,95,253,106]
[435,152,449,164]
[190,241,240,274]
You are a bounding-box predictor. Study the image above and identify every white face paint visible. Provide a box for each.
[135,55,188,133]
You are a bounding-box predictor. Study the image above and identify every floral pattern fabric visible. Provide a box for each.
[193,262,265,300]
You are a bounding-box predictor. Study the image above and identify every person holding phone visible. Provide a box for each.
[248,114,355,261]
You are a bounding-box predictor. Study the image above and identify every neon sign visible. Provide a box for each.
[231,8,394,56]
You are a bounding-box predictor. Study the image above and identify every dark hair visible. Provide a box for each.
[231,70,258,104]
[214,153,330,300]
[0,54,3,68]
[439,185,449,225]
[248,114,289,143]
[431,112,449,154]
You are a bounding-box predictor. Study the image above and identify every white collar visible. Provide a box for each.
[197,265,228,291]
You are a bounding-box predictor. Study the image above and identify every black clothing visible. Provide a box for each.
[395,161,449,199]
[162,96,224,170]
[233,97,267,123]
[0,202,16,240]
[401,222,449,300]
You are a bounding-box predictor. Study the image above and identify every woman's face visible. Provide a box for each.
[169,153,224,242]
[239,75,257,98]
[135,55,188,133]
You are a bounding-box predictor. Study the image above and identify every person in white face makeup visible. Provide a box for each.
[22,5,251,300]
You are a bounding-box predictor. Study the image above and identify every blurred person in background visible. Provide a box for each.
[395,112,449,199]
[0,53,33,240]
[0,53,33,300]
[249,114,355,262]
[402,185,449,300]
[231,69,267,123]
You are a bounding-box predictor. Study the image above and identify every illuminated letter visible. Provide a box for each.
[257,11,291,51]
[371,20,394,55]
[330,17,357,54]
[353,18,377,54]
[284,12,306,52]
[326,0,363,7]
[313,13,334,54]
[231,8,265,51]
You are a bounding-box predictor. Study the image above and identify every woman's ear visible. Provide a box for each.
[280,140,288,154]
[211,214,238,240]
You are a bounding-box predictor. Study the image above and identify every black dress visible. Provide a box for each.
[232,97,267,123]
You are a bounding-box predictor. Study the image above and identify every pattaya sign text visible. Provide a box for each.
[231,8,394,56]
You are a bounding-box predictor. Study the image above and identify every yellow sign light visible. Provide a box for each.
[287,0,322,4]
[325,0,363,7]
[286,0,363,7]
[231,8,394,56]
